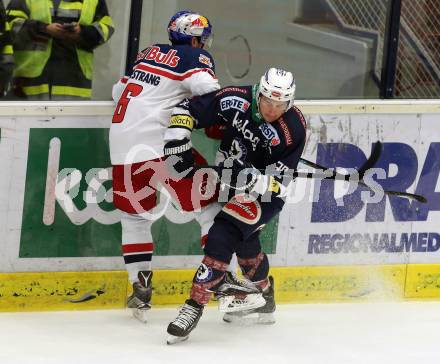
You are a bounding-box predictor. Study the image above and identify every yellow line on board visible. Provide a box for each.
[1,264,440,312]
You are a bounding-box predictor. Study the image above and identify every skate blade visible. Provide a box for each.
[131,308,150,323]
[223,312,275,325]
[219,294,266,313]
[167,334,189,345]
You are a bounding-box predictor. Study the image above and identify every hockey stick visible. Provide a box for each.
[297,141,426,203]
[201,141,383,187]
[200,141,427,203]
[299,141,383,181]
[316,171,427,203]
[207,166,427,203]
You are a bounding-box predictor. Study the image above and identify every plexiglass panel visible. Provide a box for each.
[138,0,393,99]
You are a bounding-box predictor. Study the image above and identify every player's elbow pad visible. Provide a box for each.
[169,114,195,132]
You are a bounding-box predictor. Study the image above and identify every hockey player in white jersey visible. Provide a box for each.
[109,10,221,322]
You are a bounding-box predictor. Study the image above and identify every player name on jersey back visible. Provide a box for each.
[130,70,161,86]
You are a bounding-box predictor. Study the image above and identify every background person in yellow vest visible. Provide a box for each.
[7,0,114,100]
[0,0,13,96]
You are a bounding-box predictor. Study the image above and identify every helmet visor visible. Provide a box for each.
[260,95,289,111]
[201,33,213,49]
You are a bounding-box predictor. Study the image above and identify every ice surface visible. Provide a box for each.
[1,302,439,364]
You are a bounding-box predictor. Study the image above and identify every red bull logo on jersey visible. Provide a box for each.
[199,54,213,68]
[137,46,180,68]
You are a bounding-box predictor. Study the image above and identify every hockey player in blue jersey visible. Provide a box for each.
[109,10,222,323]
[163,68,307,344]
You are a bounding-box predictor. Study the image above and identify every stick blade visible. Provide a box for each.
[385,190,428,203]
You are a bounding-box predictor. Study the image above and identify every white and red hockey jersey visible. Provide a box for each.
[109,44,220,165]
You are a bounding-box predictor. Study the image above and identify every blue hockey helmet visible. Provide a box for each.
[167,10,213,48]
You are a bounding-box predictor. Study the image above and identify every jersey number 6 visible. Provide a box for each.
[112,83,143,123]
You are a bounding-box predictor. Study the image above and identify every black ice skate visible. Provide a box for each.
[167,299,204,345]
[223,275,276,325]
[214,271,266,313]
[127,271,153,323]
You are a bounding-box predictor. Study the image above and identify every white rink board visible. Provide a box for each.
[0,101,439,272]
[284,112,440,266]
[0,112,125,273]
